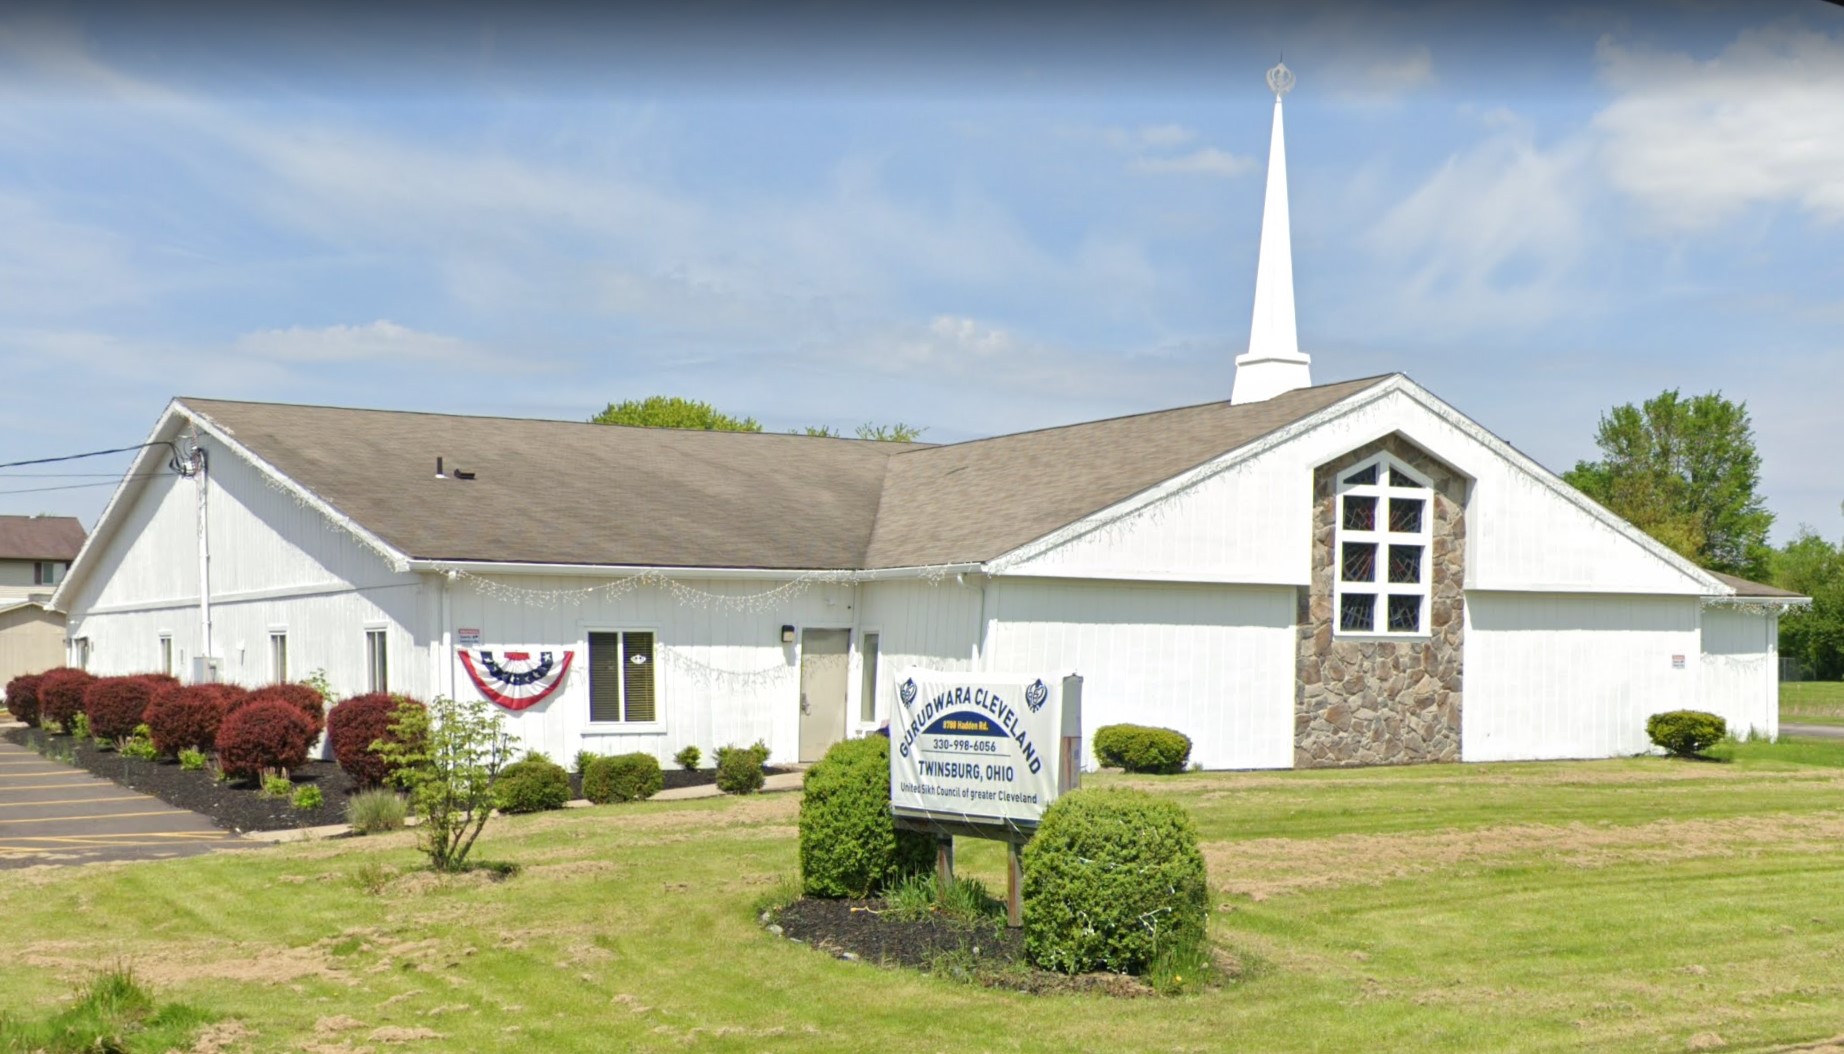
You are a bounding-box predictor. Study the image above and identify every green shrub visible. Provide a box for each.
[1022,787,1209,975]
[880,871,1000,925]
[715,740,770,795]
[347,788,408,834]
[119,724,158,761]
[674,744,702,770]
[1091,723,1193,774]
[68,712,92,741]
[798,736,933,898]
[177,747,207,771]
[572,749,602,776]
[585,752,663,804]
[1647,710,1728,758]
[375,696,512,872]
[292,785,325,811]
[495,756,571,813]
[261,774,294,799]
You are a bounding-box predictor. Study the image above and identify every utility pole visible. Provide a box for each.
[178,435,215,682]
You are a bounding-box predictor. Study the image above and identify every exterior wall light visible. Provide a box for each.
[781,625,796,644]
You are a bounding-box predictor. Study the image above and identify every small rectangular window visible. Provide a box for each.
[1387,595,1423,633]
[1340,594,1375,632]
[589,631,658,724]
[365,629,388,693]
[859,632,880,723]
[34,562,62,586]
[270,632,288,683]
[1341,542,1377,583]
[159,635,173,676]
[73,636,91,670]
[1388,544,1423,584]
[1389,497,1425,533]
[1341,495,1377,531]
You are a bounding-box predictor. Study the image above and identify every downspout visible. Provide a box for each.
[194,444,213,680]
[442,570,456,701]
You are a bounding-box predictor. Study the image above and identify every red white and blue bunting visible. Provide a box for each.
[459,648,574,711]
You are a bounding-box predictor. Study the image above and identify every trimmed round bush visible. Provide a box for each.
[143,683,243,758]
[216,699,316,780]
[327,693,424,788]
[1092,723,1193,774]
[241,683,327,738]
[495,756,571,813]
[1022,787,1209,975]
[36,668,96,731]
[584,752,664,804]
[798,736,934,898]
[1647,710,1728,758]
[715,741,770,795]
[5,673,43,727]
[83,676,159,742]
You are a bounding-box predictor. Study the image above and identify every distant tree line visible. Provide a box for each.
[591,395,923,443]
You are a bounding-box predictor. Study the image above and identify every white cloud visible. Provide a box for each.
[1132,148,1254,178]
[1063,123,1199,151]
[232,321,474,364]
[1364,112,1593,331]
[1365,45,1434,93]
[1594,24,1844,229]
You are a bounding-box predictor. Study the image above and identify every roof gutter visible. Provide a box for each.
[406,559,984,581]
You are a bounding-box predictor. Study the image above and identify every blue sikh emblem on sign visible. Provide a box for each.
[1024,679,1049,713]
[899,677,918,710]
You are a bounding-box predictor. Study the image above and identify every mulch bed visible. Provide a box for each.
[3,726,352,832]
[569,765,797,799]
[770,896,1153,996]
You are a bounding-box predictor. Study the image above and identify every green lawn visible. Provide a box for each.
[8,746,1844,1053]
[1780,681,1844,726]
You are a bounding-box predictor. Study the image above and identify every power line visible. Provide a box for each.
[0,442,177,472]
[0,475,168,497]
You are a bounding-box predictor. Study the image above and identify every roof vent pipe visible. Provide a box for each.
[435,457,446,480]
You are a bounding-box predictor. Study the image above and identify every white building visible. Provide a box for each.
[51,65,1804,770]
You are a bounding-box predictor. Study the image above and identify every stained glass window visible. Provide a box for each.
[1342,542,1377,583]
[1389,497,1424,533]
[1342,495,1377,531]
[1389,544,1422,584]
[1342,465,1378,486]
[1341,593,1375,632]
[1387,595,1422,632]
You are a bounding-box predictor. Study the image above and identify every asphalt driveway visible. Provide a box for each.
[0,737,244,867]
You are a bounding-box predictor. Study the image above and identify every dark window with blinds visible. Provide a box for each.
[590,631,656,723]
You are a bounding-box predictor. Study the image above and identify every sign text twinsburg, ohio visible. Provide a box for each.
[890,667,1082,833]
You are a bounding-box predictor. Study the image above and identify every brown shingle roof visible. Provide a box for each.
[1711,572,1806,600]
[0,515,85,561]
[176,376,1390,571]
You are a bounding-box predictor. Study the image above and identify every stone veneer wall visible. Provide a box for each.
[1295,435,1467,768]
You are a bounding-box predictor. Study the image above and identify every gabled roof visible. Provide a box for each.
[0,516,85,561]
[1710,572,1805,600]
[167,378,1391,572]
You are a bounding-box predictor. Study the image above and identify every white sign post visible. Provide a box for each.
[889,667,1082,927]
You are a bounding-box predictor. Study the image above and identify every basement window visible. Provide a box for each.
[1332,453,1433,637]
[589,631,657,724]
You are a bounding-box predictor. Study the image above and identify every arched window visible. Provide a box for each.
[1333,453,1432,636]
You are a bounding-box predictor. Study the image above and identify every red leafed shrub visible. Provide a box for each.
[216,700,315,780]
[83,677,159,741]
[144,683,245,757]
[240,683,327,738]
[141,673,183,692]
[37,668,96,730]
[328,693,424,788]
[4,673,43,727]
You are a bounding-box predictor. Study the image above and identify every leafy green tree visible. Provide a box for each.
[854,422,926,443]
[1773,526,1844,680]
[374,695,514,872]
[590,396,762,432]
[1563,389,1774,580]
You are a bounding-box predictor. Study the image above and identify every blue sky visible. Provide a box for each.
[1,1,1840,543]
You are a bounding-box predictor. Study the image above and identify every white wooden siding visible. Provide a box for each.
[1699,606,1777,740]
[1462,592,1701,762]
[443,575,862,767]
[1004,386,1712,597]
[981,577,1296,771]
[853,578,983,726]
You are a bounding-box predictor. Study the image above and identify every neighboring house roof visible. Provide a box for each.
[0,516,85,561]
[1710,572,1805,600]
[174,378,1389,572]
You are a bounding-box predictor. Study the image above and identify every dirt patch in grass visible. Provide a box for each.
[771,897,1157,996]
[20,937,348,988]
[1208,813,1844,901]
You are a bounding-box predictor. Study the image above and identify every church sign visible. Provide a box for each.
[890,667,1082,833]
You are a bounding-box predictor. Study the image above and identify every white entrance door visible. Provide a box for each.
[799,629,850,762]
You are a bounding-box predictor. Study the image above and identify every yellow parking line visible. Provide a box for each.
[0,832,232,845]
[0,810,176,825]
[0,771,93,779]
[0,795,147,808]
[0,782,111,791]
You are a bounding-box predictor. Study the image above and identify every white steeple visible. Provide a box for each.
[1231,61,1313,405]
